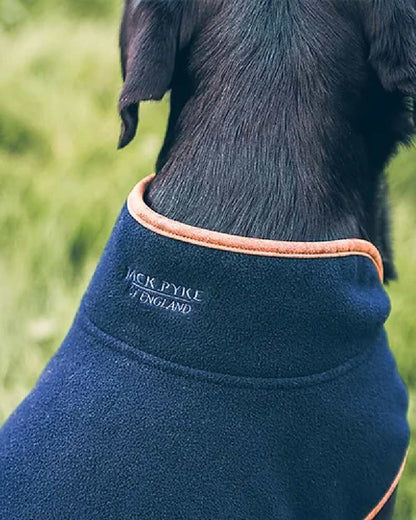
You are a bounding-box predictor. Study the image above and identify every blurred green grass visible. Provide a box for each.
[0,5,415,518]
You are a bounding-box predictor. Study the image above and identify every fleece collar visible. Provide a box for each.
[83,174,387,379]
[129,174,384,279]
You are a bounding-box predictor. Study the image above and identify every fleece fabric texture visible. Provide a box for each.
[0,203,410,520]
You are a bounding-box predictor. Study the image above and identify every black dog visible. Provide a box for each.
[118,0,416,283]
[0,3,412,518]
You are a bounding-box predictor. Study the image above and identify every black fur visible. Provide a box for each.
[119,0,416,282]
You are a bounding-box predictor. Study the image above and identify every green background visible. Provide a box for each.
[0,2,415,517]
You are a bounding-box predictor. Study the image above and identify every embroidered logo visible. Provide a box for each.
[125,267,204,315]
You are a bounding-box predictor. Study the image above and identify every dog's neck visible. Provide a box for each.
[145,85,377,243]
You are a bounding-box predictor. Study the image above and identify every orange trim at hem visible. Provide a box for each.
[127,174,384,282]
[364,452,408,520]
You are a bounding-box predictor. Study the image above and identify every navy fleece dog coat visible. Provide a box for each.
[0,175,410,520]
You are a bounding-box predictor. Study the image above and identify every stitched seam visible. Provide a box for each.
[130,204,384,280]
[136,214,375,257]
[133,215,380,263]
[78,311,379,391]
[363,452,408,520]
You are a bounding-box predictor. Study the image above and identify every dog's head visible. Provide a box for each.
[118,0,416,148]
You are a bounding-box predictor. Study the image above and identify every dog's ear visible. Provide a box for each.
[118,0,184,148]
[366,0,416,98]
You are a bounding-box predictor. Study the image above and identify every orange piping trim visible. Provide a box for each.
[127,174,384,282]
[364,451,408,520]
